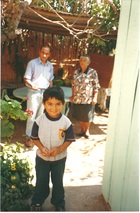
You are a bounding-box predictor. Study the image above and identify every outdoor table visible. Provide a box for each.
[13,86,72,116]
[1,82,24,99]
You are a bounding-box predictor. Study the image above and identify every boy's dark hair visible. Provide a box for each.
[43,86,65,104]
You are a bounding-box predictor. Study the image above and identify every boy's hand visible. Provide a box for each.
[49,142,72,157]
[49,147,59,157]
[41,147,50,157]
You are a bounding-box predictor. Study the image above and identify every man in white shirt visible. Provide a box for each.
[24,45,54,147]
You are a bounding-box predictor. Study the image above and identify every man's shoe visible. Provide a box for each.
[55,206,65,211]
[83,133,89,139]
[76,132,85,137]
[25,138,34,147]
[31,204,42,211]
[76,132,89,139]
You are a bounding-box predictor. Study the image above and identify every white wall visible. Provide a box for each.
[102,0,139,211]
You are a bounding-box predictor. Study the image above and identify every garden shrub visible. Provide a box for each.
[0,95,28,138]
[0,142,34,211]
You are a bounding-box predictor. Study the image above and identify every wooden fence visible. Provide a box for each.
[1,30,114,89]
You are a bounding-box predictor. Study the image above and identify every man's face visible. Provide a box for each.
[39,47,51,63]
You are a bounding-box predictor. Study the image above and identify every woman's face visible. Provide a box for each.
[79,56,90,70]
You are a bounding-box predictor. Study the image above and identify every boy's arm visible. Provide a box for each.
[49,141,72,157]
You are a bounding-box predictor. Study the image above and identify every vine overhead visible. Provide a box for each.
[1,0,121,55]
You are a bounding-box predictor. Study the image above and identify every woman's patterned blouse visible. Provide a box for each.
[72,67,100,104]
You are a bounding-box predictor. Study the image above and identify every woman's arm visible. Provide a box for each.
[92,90,98,105]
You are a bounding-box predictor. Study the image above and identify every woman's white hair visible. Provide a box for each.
[80,54,91,63]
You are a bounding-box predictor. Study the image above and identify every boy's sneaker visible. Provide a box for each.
[55,206,65,211]
[31,204,42,211]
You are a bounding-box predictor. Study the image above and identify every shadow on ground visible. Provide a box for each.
[41,185,110,211]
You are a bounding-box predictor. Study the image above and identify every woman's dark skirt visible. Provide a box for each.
[72,103,95,122]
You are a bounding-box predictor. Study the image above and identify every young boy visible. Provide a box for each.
[30,86,75,211]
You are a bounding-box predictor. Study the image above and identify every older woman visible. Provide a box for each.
[70,54,100,138]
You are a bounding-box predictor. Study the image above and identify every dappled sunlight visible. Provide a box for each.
[63,112,108,189]
[64,136,106,187]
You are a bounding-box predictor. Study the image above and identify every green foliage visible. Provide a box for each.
[0,95,28,138]
[89,37,116,55]
[1,120,14,138]
[0,142,34,211]
[30,0,121,55]
[2,0,121,55]
[91,1,121,31]
[89,0,121,55]
[53,79,64,86]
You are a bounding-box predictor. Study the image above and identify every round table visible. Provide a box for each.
[13,86,72,116]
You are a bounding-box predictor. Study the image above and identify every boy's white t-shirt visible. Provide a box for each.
[31,112,75,162]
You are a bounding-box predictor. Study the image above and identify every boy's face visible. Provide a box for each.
[43,97,64,118]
